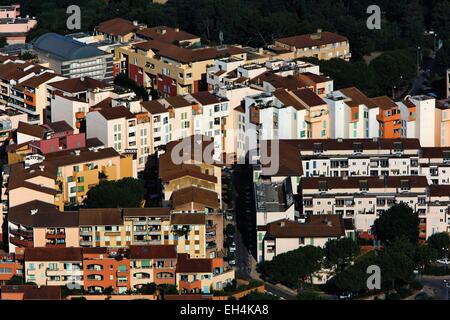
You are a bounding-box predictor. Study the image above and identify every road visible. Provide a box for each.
[419,276,450,300]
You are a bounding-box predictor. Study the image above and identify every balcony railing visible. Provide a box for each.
[9,236,34,247]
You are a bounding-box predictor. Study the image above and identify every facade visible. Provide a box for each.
[273,30,351,61]
[33,33,114,83]
[115,27,247,97]
[258,215,353,262]
[0,4,37,44]
[86,105,152,172]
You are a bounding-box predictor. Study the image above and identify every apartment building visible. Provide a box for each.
[83,247,130,294]
[7,200,79,253]
[0,254,22,284]
[273,29,351,61]
[46,76,116,128]
[33,33,114,83]
[372,96,404,139]
[420,147,450,185]
[9,72,66,124]
[258,215,353,262]
[0,108,27,144]
[0,60,51,107]
[324,87,379,139]
[115,27,246,97]
[397,95,436,147]
[23,247,84,288]
[301,175,429,240]
[176,253,234,294]
[129,244,177,289]
[86,105,151,172]
[158,136,222,205]
[244,88,330,153]
[0,4,37,44]
[52,147,134,205]
[94,18,140,43]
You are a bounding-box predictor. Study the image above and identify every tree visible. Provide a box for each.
[240,291,279,300]
[372,203,419,245]
[258,246,324,288]
[0,37,7,48]
[138,282,157,295]
[224,224,235,236]
[427,232,450,258]
[103,286,114,295]
[325,238,360,271]
[6,275,25,285]
[84,177,145,208]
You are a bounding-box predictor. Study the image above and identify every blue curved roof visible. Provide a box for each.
[33,33,106,61]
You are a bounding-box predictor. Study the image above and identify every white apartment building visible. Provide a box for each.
[86,105,151,172]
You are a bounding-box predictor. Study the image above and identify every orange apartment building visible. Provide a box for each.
[372,96,403,139]
[83,247,130,294]
[0,255,22,284]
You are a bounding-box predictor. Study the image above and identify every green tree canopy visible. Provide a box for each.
[325,237,360,271]
[373,203,419,245]
[427,232,450,258]
[84,178,145,208]
[258,245,324,288]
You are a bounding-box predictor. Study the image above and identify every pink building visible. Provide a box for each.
[0,4,37,44]
[29,121,87,155]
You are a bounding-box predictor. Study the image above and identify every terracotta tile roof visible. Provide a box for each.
[1,285,62,300]
[298,72,331,84]
[170,213,206,225]
[261,140,303,177]
[164,95,192,108]
[276,31,348,49]
[340,87,376,108]
[273,89,306,110]
[48,77,111,93]
[421,147,450,158]
[133,39,246,64]
[129,245,177,259]
[97,105,134,120]
[371,96,398,110]
[293,138,420,152]
[24,247,83,262]
[17,121,46,138]
[302,175,428,190]
[44,147,120,167]
[8,162,57,191]
[176,253,214,273]
[96,18,136,37]
[8,200,78,228]
[171,186,219,209]
[137,26,199,44]
[252,72,306,91]
[429,185,450,197]
[123,207,171,217]
[265,215,345,238]
[78,208,123,226]
[141,100,167,114]
[19,72,61,88]
[292,88,325,107]
[45,120,73,133]
[91,97,113,110]
[190,91,222,106]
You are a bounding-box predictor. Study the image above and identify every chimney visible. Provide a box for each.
[30,209,38,215]
[317,28,322,34]
[327,220,333,227]
[74,150,81,156]
[280,221,285,227]
[39,165,45,172]
[133,20,138,26]
[175,27,180,33]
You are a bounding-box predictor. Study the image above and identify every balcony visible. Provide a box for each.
[377,112,401,123]
[9,236,33,248]
[75,111,85,120]
[46,233,66,239]
[9,227,33,239]
[179,279,202,294]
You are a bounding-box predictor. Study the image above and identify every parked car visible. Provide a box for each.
[338,292,353,300]
[436,258,450,265]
